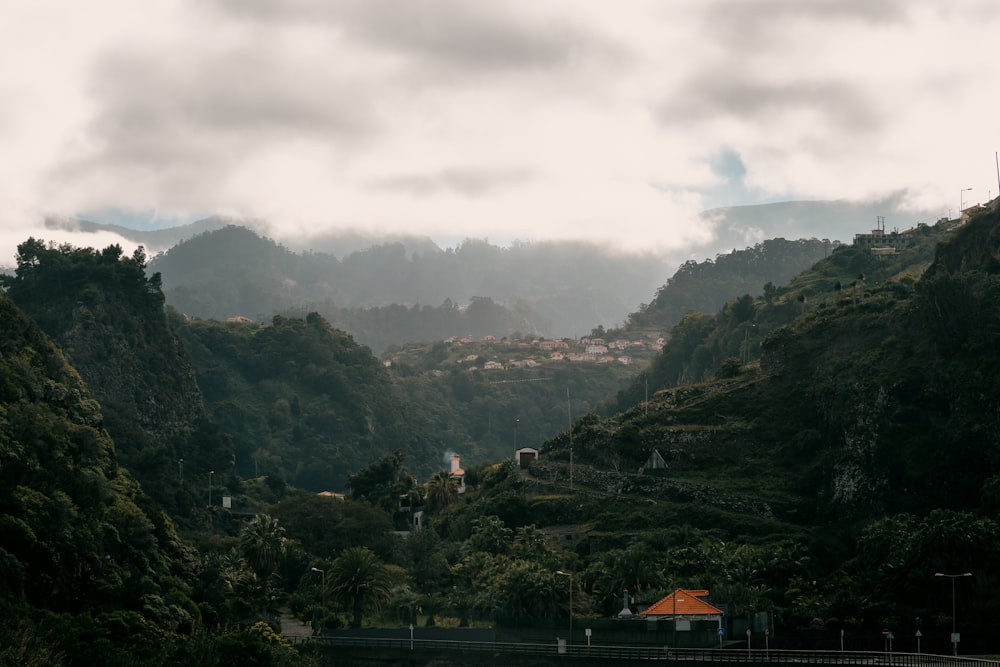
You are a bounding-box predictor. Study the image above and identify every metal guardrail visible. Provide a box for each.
[305,636,1000,666]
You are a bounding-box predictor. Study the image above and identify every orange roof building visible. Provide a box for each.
[641,588,724,620]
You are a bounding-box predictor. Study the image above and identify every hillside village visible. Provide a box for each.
[387,332,666,373]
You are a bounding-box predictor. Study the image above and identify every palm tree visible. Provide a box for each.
[328,546,394,628]
[239,513,287,614]
[199,547,253,628]
[423,469,458,510]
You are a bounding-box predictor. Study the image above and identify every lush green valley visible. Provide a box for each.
[2,207,1000,663]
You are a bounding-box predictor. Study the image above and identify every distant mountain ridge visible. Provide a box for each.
[148,226,671,348]
[39,198,942,354]
[45,213,444,259]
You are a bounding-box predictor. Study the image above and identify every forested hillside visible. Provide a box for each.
[0,235,638,494]
[0,288,201,663]
[175,313,641,489]
[174,312,441,490]
[612,221,944,411]
[534,206,1000,650]
[4,207,1000,661]
[627,237,837,331]
[1,240,231,517]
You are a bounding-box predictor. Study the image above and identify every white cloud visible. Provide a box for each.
[1,0,997,265]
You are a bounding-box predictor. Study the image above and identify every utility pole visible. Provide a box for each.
[644,374,648,416]
[566,386,573,491]
[960,187,973,220]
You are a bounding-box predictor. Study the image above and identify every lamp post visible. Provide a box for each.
[567,386,573,491]
[208,470,214,506]
[960,188,973,220]
[309,567,326,641]
[311,567,325,609]
[743,323,757,365]
[935,572,972,655]
[556,570,572,644]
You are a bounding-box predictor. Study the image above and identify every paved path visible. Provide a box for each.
[280,609,315,641]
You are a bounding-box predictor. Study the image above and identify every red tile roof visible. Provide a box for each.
[641,588,723,617]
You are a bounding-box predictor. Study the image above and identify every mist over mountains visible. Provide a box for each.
[35,198,930,352]
[43,213,443,260]
[46,194,936,263]
[698,194,939,253]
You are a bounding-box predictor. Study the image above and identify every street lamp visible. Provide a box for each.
[311,567,326,635]
[566,386,574,491]
[208,470,214,506]
[556,570,572,644]
[935,571,972,655]
[960,187,973,220]
[743,323,757,365]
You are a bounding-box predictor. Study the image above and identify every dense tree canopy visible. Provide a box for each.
[3,210,1000,660]
[0,289,201,661]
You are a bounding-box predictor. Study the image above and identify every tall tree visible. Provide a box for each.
[239,514,287,614]
[328,546,394,628]
[423,469,459,511]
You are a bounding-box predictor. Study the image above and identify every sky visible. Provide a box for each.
[2,0,999,265]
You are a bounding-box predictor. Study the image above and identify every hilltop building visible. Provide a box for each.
[853,216,910,255]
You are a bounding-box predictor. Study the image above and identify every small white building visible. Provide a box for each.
[515,447,539,469]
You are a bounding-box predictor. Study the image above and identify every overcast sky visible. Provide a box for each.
[2,0,998,263]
